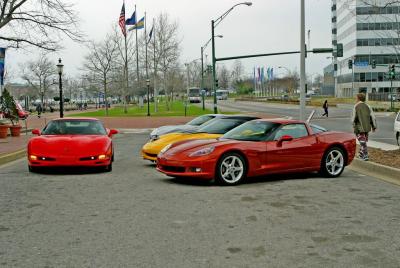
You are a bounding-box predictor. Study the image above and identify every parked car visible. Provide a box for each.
[395,112,400,146]
[149,114,222,141]
[157,119,356,185]
[142,115,260,162]
[28,118,118,172]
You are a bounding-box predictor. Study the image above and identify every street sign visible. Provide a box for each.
[354,61,369,67]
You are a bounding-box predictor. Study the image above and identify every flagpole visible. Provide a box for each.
[135,4,140,101]
[145,12,150,116]
[153,19,158,113]
[124,11,129,114]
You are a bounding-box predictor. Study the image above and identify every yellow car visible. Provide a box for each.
[142,115,260,161]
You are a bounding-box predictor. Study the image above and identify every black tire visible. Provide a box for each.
[396,132,399,146]
[320,147,346,178]
[104,163,112,172]
[215,152,247,186]
[28,165,38,173]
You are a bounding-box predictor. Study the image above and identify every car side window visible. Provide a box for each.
[274,124,309,140]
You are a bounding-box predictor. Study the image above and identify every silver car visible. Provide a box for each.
[149,114,222,140]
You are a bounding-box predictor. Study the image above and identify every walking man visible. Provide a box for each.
[322,100,329,117]
[351,93,377,161]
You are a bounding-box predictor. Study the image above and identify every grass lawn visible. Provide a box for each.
[70,101,215,117]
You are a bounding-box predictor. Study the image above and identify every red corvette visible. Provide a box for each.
[157,119,356,185]
[28,118,118,172]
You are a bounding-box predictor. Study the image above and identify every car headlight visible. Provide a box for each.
[160,144,172,155]
[150,135,159,142]
[189,147,215,157]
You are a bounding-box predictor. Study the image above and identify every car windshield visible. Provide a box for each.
[42,120,107,135]
[186,115,214,126]
[222,121,281,141]
[197,118,252,134]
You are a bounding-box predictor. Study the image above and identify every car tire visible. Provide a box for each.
[216,152,247,186]
[396,132,399,146]
[104,163,112,172]
[320,147,346,178]
[28,165,38,173]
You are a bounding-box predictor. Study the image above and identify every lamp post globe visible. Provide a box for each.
[56,58,64,118]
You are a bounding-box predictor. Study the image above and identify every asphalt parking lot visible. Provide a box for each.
[0,133,399,267]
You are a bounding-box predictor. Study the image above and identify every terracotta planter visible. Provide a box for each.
[10,125,22,137]
[0,125,10,139]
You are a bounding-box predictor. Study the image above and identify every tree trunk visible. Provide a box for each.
[104,75,108,116]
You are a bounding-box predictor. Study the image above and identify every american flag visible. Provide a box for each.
[119,3,126,36]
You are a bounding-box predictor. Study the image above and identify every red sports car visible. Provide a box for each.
[28,118,118,172]
[157,119,356,185]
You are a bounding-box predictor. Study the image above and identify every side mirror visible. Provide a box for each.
[32,129,41,136]
[277,135,293,146]
[108,129,118,137]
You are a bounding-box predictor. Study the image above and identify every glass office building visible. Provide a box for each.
[331,0,400,97]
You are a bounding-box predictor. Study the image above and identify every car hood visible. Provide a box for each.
[151,125,199,137]
[28,135,111,156]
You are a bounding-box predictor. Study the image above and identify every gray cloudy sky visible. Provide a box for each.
[8,0,332,81]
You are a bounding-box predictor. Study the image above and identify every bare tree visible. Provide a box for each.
[231,60,244,84]
[0,0,83,51]
[21,53,56,107]
[83,36,117,116]
[218,64,230,89]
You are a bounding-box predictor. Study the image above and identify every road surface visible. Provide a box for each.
[0,133,399,267]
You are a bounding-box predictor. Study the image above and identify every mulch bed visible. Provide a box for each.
[357,145,400,169]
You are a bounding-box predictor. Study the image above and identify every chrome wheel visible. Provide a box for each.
[219,155,244,184]
[325,149,344,176]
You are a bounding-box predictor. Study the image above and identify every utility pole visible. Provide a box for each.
[201,46,205,110]
[300,0,306,121]
[211,19,217,113]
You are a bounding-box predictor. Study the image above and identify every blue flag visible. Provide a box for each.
[128,16,145,31]
[0,48,5,86]
[125,11,136,25]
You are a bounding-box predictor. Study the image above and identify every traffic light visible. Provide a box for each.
[389,64,396,80]
[215,79,219,88]
[348,59,353,69]
[372,60,376,69]
[336,43,343,57]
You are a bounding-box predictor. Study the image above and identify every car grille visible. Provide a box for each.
[161,165,185,173]
[144,152,158,158]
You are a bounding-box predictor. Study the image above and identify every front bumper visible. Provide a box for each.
[28,156,111,167]
[156,155,217,179]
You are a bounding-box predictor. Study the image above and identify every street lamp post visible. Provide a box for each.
[300,0,306,121]
[146,79,150,116]
[211,2,252,113]
[201,35,223,111]
[56,58,64,118]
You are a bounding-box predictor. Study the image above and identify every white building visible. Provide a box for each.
[332,0,400,97]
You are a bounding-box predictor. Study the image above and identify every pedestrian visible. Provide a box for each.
[322,100,329,117]
[36,103,42,118]
[351,93,377,161]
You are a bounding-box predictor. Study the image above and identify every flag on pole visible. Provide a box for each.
[148,24,154,44]
[266,67,270,81]
[128,16,145,31]
[119,3,126,36]
[261,67,265,83]
[270,68,274,80]
[125,11,136,25]
[257,67,261,82]
[0,48,6,86]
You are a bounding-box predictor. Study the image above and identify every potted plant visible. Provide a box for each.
[0,118,10,139]
[0,88,21,137]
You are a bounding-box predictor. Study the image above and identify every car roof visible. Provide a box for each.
[216,114,260,120]
[51,117,100,121]
[254,118,306,124]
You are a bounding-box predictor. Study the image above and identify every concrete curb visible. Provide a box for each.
[349,158,400,186]
[0,149,26,166]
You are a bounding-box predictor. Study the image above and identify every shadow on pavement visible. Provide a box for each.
[161,172,325,187]
[29,166,108,175]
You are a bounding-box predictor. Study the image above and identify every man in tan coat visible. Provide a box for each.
[351,93,377,161]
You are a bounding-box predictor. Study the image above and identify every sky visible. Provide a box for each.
[6,0,333,82]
